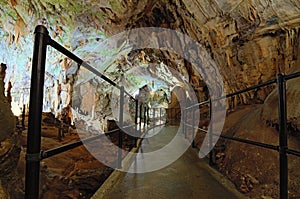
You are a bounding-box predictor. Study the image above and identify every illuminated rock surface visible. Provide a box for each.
[0,0,300,198]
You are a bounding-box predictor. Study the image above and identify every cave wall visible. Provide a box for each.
[1,0,300,112]
[0,64,15,142]
[0,64,22,198]
[116,0,300,107]
[1,1,300,198]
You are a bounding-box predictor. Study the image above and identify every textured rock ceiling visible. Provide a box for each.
[2,0,300,40]
[1,0,300,107]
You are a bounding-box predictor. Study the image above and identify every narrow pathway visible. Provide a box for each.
[93,126,246,199]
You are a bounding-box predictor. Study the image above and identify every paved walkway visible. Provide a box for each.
[93,126,246,199]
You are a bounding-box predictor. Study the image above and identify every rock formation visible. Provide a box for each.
[262,44,300,132]
[0,63,16,141]
[1,0,299,109]
[0,0,300,198]
[0,63,22,198]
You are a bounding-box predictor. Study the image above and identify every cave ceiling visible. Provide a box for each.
[1,0,299,42]
[1,0,300,105]
[1,0,299,37]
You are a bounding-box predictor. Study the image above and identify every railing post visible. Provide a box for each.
[135,100,139,125]
[192,107,195,148]
[153,108,156,124]
[209,99,215,166]
[139,104,142,129]
[134,100,139,147]
[160,107,162,125]
[118,86,124,169]
[277,74,288,199]
[182,109,186,136]
[58,121,62,140]
[143,106,147,126]
[25,25,49,199]
[22,104,26,129]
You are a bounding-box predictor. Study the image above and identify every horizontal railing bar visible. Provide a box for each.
[214,78,277,102]
[41,135,101,159]
[184,72,300,113]
[185,123,208,133]
[218,134,279,151]
[184,121,279,151]
[81,62,119,88]
[48,38,83,66]
[285,71,300,81]
[122,124,136,129]
[286,149,300,157]
[41,128,120,159]
[196,127,208,132]
[48,38,135,99]
[185,100,210,110]
[185,78,277,111]
[124,90,135,100]
[105,128,121,135]
[49,38,118,88]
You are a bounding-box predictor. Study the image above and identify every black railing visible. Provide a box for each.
[183,72,300,199]
[25,25,165,199]
[26,25,300,199]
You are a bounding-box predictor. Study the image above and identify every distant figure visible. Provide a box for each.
[136,85,151,124]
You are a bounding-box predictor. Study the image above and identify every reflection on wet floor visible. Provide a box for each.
[93,126,246,199]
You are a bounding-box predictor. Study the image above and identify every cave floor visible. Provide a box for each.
[92,126,246,199]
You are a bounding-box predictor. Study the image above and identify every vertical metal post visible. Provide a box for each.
[277,74,288,199]
[25,25,49,199]
[160,108,162,125]
[22,104,26,129]
[135,100,139,125]
[153,108,156,124]
[143,106,147,126]
[184,109,187,138]
[192,107,195,148]
[182,109,186,136]
[134,100,139,147]
[58,122,62,140]
[209,99,214,166]
[139,104,142,129]
[118,86,124,169]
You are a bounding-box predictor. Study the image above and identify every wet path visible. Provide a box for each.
[93,126,246,199]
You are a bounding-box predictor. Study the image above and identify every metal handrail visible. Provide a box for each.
[49,35,135,100]
[26,24,300,199]
[185,78,277,110]
[183,72,300,199]
[41,128,120,159]
[286,148,300,157]
[25,25,161,198]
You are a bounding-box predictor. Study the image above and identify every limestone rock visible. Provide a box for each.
[262,43,300,132]
[0,1,299,110]
[0,64,15,142]
[0,181,9,199]
[262,77,300,132]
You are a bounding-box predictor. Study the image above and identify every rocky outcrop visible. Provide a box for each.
[1,1,300,198]
[0,63,22,198]
[0,63,15,142]
[1,1,300,109]
[261,41,300,133]
[262,77,300,132]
